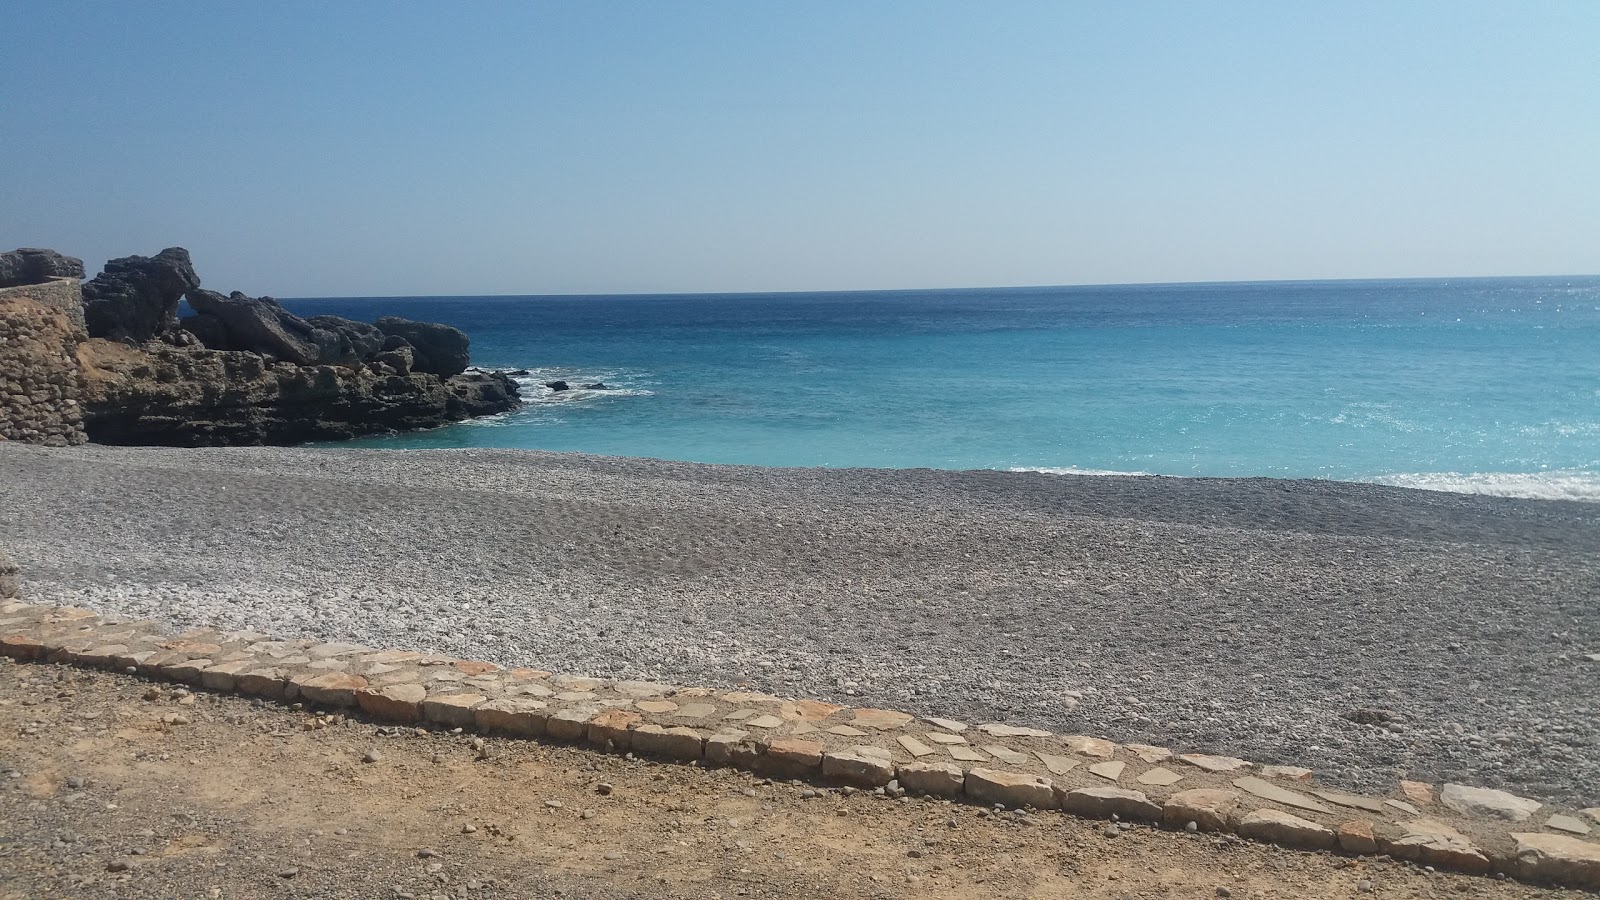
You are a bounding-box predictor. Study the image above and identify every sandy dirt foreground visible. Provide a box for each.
[0,660,1585,900]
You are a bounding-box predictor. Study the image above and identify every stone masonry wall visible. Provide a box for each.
[0,280,89,446]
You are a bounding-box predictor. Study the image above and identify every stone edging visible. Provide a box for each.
[2,600,1598,889]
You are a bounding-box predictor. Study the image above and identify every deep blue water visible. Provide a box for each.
[281,277,1600,500]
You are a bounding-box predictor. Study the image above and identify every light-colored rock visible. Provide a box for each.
[966,768,1057,810]
[294,672,369,707]
[1060,785,1160,821]
[355,682,426,723]
[925,717,967,732]
[1399,780,1434,806]
[1179,753,1251,773]
[1125,744,1173,764]
[851,709,914,730]
[1262,765,1313,782]
[1136,767,1182,787]
[705,731,755,766]
[1383,819,1490,874]
[198,660,253,691]
[629,724,704,761]
[612,679,668,698]
[1162,789,1239,831]
[976,723,1050,738]
[1385,799,1420,816]
[1062,736,1116,758]
[1232,776,1333,814]
[474,698,548,736]
[1034,752,1080,776]
[744,715,783,729]
[826,725,868,737]
[1237,809,1335,850]
[1337,820,1379,855]
[162,657,215,684]
[896,736,935,758]
[1509,832,1600,888]
[1545,814,1592,836]
[822,748,895,787]
[1582,808,1600,825]
[763,737,824,772]
[418,692,487,727]
[1439,783,1541,822]
[924,732,967,745]
[896,761,965,798]
[983,745,1028,766]
[1088,760,1126,782]
[545,707,596,742]
[235,668,290,701]
[672,702,716,719]
[634,699,678,714]
[1309,789,1387,814]
[947,746,986,763]
[587,709,643,748]
[779,700,844,722]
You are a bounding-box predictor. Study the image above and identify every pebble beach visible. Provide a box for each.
[2,442,1597,805]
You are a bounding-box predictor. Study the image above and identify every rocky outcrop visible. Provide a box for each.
[0,249,85,288]
[0,245,519,446]
[81,248,199,342]
[374,317,471,377]
[76,340,519,446]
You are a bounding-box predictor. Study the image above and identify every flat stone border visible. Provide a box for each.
[3,599,1598,889]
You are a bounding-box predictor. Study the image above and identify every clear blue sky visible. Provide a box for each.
[2,1,1596,296]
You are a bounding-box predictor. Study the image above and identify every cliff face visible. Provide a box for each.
[0,246,520,447]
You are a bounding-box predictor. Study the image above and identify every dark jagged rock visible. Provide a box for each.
[0,248,85,288]
[81,248,199,342]
[307,315,385,363]
[77,341,520,446]
[374,317,470,378]
[179,312,231,350]
[372,346,414,375]
[185,289,328,366]
[545,380,570,391]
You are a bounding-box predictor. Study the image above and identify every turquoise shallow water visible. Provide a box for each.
[282,276,1600,500]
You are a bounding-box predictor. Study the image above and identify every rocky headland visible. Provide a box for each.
[0,247,518,446]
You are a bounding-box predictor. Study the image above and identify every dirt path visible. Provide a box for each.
[0,659,1583,899]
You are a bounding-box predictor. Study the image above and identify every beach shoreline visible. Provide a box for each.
[2,442,1597,805]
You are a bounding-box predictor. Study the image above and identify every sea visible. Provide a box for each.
[280,276,1600,502]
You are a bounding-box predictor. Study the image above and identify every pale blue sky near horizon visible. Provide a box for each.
[2,1,1596,297]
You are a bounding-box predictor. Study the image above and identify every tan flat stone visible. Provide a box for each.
[723,709,757,721]
[948,746,986,763]
[634,699,679,714]
[1237,809,1335,850]
[779,699,844,722]
[1309,789,1386,814]
[588,709,643,748]
[851,708,914,730]
[976,723,1050,738]
[294,672,369,707]
[826,724,868,737]
[1162,789,1240,831]
[924,732,967,745]
[673,702,717,719]
[764,737,824,772]
[1232,776,1332,814]
[1125,744,1173,763]
[630,724,704,761]
[235,668,290,701]
[613,680,670,698]
[1385,799,1420,815]
[474,698,548,737]
[1060,785,1160,821]
[1338,820,1379,855]
[967,768,1057,810]
[925,717,968,733]
[1509,832,1600,888]
[1383,819,1489,874]
[555,690,597,702]
[984,745,1028,766]
[896,736,936,758]
[305,642,368,659]
[720,691,779,704]
[305,658,349,672]
[789,722,819,735]
[1179,753,1251,773]
[1035,752,1080,776]
[1062,736,1116,759]
[452,660,500,676]
[1399,780,1434,806]
[1262,765,1313,782]
[705,731,756,767]
[420,692,488,727]
[822,748,895,787]
[1440,783,1540,822]
[896,761,964,798]
[1088,761,1126,782]
[1136,766,1182,787]
[162,658,215,684]
[74,644,129,668]
[744,715,783,729]
[546,707,599,742]
[1545,814,1592,836]
[198,660,253,691]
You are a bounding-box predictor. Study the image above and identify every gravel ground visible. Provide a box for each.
[3,443,1598,806]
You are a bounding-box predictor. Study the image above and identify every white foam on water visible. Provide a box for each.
[1360,471,1600,503]
[1008,465,1155,477]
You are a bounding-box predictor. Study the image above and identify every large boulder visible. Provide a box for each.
[306,315,385,363]
[0,248,85,288]
[185,289,325,366]
[81,247,200,342]
[178,312,232,350]
[374,317,470,377]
